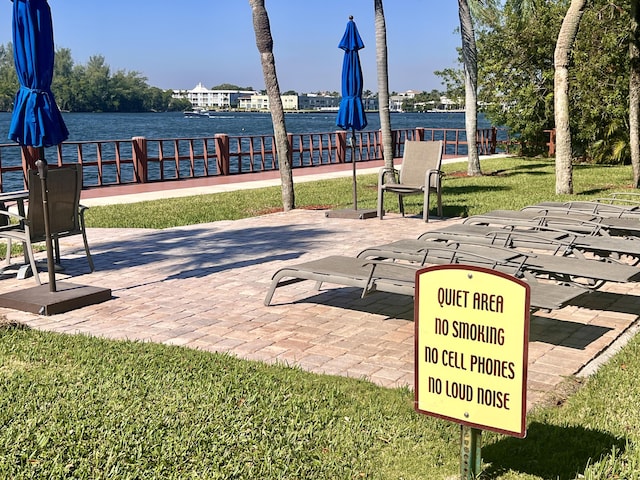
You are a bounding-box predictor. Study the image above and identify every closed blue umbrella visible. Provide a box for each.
[336,16,367,212]
[8,0,68,149]
[8,0,68,292]
[336,16,367,132]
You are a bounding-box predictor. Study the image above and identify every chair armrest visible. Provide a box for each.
[0,208,25,224]
[425,168,444,188]
[378,167,399,185]
[78,204,90,231]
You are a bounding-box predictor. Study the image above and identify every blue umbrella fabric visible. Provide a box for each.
[333,16,368,214]
[8,0,68,148]
[336,17,367,132]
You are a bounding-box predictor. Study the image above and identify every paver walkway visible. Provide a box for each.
[1,209,639,411]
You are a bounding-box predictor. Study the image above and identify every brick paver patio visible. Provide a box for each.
[1,209,638,412]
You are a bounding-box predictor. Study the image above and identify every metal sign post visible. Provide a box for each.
[461,426,482,479]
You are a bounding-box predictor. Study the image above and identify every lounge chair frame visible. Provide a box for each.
[265,251,589,312]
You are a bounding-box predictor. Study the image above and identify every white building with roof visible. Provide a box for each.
[172,83,258,109]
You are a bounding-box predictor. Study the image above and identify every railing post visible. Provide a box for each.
[545,129,556,156]
[22,146,39,181]
[376,129,383,159]
[392,129,401,158]
[132,136,148,183]
[287,133,294,168]
[415,127,425,141]
[336,130,347,163]
[215,134,230,175]
[491,127,497,154]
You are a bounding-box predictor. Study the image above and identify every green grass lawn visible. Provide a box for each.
[2,156,640,479]
[1,322,639,479]
[84,156,638,229]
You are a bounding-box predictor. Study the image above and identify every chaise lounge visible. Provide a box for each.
[264,251,590,312]
[356,236,640,289]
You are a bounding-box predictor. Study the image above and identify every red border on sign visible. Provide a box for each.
[413,263,530,438]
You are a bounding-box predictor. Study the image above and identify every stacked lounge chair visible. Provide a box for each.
[264,251,590,312]
[264,195,640,314]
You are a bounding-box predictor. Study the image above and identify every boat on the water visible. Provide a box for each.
[183,109,211,118]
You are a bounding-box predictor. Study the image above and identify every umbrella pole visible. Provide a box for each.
[351,130,357,211]
[35,156,56,292]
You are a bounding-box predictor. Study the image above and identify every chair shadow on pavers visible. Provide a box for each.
[528,316,613,349]
[293,288,415,321]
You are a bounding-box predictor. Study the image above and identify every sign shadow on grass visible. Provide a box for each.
[481,421,626,479]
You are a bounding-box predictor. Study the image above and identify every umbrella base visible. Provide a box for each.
[325,208,378,220]
[0,282,111,316]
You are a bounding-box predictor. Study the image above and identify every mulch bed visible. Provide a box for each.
[254,205,332,215]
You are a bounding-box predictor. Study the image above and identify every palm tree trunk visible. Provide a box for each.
[374,0,394,180]
[631,0,640,188]
[458,0,482,176]
[553,0,586,195]
[249,0,294,210]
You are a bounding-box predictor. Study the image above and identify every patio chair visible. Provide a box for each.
[377,140,443,222]
[0,164,94,284]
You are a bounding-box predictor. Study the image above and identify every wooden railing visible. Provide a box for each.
[0,126,509,193]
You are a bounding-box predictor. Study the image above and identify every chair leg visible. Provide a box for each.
[399,195,405,217]
[21,238,41,286]
[4,238,11,267]
[377,186,385,220]
[424,190,431,222]
[81,229,95,272]
[436,185,443,217]
[53,236,61,264]
[79,211,95,272]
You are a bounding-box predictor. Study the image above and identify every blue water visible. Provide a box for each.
[0,111,492,141]
[0,111,496,191]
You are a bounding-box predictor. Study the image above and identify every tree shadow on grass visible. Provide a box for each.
[391,185,511,219]
[579,187,622,196]
[500,162,554,174]
[481,422,626,479]
[447,163,552,178]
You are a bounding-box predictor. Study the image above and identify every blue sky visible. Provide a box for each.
[1,1,462,93]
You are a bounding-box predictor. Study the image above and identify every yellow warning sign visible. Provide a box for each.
[414,264,529,438]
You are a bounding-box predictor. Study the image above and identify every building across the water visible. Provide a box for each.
[175,83,427,112]
[172,83,258,110]
[237,93,343,112]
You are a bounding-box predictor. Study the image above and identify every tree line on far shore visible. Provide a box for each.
[0,46,192,113]
[0,42,451,115]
